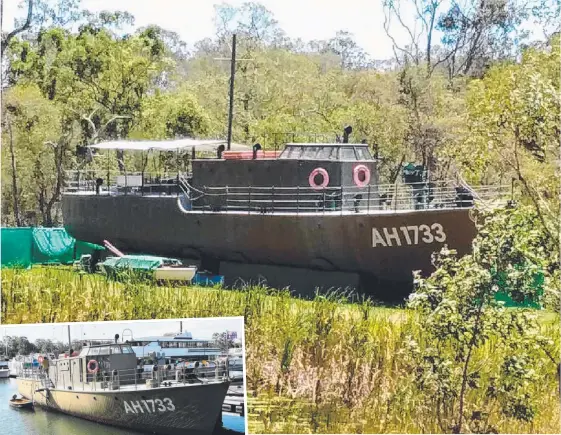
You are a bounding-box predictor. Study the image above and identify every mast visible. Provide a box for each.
[67,324,72,379]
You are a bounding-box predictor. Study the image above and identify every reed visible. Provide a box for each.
[2,267,559,433]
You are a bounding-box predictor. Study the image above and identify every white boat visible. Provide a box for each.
[0,361,10,378]
[153,266,197,281]
[127,331,221,361]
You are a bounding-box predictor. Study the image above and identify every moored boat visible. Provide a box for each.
[9,395,34,409]
[16,337,231,434]
[0,360,10,378]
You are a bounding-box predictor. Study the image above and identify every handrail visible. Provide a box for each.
[18,361,229,392]
[63,169,510,214]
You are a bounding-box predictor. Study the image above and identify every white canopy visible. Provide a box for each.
[88,138,250,152]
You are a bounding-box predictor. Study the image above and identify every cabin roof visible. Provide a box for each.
[128,336,213,342]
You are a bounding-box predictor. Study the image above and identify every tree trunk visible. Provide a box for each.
[45,140,66,227]
[7,117,22,226]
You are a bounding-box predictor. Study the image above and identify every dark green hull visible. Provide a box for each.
[17,378,230,434]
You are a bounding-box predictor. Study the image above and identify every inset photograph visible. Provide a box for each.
[0,317,246,435]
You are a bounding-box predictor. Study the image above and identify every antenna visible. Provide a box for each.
[214,34,254,150]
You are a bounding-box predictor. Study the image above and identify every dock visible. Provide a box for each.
[223,384,245,416]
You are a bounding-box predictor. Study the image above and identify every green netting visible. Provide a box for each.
[1,227,104,268]
[493,268,544,309]
[1,228,34,268]
[32,228,76,264]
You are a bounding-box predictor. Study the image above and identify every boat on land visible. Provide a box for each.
[62,129,508,299]
[16,336,231,434]
[9,395,34,409]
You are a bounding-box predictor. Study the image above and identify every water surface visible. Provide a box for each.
[0,378,244,434]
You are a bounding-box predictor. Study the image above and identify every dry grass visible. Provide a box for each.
[2,267,559,433]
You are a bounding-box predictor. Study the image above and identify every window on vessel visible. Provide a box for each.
[302,146,320,159]
[122,346,134,354]
[110,345,122,354]
[340,147,356,160]
[316,147,332,160]
[89,347,100,356]
[98,346,110,355]
[356,147,372,160]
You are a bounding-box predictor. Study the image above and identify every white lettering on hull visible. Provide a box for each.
[124,398,176,413]
[372,223,446,247]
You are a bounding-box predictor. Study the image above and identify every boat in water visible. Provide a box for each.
[0,360,9,378]
[9,395,34,409]
[16,338,230,434]
[62,129,507,299]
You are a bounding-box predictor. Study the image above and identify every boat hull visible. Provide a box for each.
[17,378,230,435]
[62,194,477,295]
[0,369,10,378]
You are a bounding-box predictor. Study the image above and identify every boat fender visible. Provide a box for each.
[38,356,44,364]
[87,360,99,374]
[112,370,118,377]
[353,164,371,187]
[153,365,158,372]
[309,168,329,190]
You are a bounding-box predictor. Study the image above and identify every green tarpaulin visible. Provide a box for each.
[1,227,104,268]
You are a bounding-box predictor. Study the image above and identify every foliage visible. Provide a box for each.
[212,331,235,353]
[1,266,559,433]
[406,205,559,433]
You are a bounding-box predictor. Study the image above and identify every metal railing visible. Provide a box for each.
[64,170,182,197]
[65,170,510,214]
[188,183,510,214]
[19,362,228,393]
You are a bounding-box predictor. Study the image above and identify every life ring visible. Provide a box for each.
[87,360,99,374]
[308,168,329,190]
[353,164,371,187]
[38,356,44,364]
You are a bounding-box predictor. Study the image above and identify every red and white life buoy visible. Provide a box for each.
[353,164,371,187]
[87,359,99,374]
[309,168,329,190]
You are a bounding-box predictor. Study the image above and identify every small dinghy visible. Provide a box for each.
[9,395,33,410]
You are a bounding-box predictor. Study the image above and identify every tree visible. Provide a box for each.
[383,0,556,79]
[1,0,34,56]
[459,34,559,243]
[212,331,234,353]
[1,84,65,226]
[407,205,558,433]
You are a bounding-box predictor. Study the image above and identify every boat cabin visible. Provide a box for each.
[48,342,137,389]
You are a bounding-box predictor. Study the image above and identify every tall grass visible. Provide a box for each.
[2,267,559,433]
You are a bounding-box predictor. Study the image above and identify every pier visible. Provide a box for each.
[223,384,245,416]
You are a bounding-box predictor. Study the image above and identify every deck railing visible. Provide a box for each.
[64,170,510,214]
[64,170,182,197]
[19,361,228,393]
[188,183,510,214]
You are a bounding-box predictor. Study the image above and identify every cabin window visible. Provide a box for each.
[340,147,356,160]
[356,147,372,160]
[110,345,122,354]
[281,146,302,159]
[98,346,110,356]
[122,346,134,354]
[317,147,337,160]
[89,347,100,356]
[301,147,321,159]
